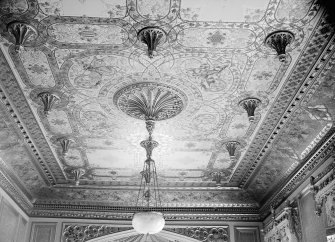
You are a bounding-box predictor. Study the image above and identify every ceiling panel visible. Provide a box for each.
[0,0,334,217]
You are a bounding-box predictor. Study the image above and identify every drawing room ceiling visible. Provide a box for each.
[0,0,335,220]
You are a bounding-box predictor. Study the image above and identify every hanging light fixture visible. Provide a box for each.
[114,82,186,236]
[132,119,165,235]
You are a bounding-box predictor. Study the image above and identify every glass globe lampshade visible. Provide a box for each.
[132,211,165,234]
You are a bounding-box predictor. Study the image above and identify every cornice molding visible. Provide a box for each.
[310,153,335,216]
[234,12,335,187]
[0,47,63,185]
[30,209,260,222]
[259,127,335,218]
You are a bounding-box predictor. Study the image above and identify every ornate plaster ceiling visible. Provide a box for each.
[0,0,335,220]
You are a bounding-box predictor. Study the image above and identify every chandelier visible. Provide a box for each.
[114,82,186,236]
[132,119,165,235]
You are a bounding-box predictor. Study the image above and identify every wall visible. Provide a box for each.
[27,217,262,242]
[0,184,262,242]
[299,193,327,242]
[28,221,57,242]
[0,187,29,242]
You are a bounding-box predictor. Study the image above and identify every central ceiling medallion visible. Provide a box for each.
[114,82,186,121]
[137,27,167,58]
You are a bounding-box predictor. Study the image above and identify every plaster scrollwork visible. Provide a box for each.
[166,227,229,242]
[264,201,302,242]
[62,227,212,242]
[62,224,131,242]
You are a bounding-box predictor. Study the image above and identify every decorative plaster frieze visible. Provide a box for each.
[63,224,131,242]
[62,225,230,242]
[166,227,229,242]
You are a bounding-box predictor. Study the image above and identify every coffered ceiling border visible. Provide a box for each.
[0,47,65,185]
[233,13,335,187]
[0,94,53,187]
[256,31,335,216]
[259,127,335,219]
[257,42,335,204]
[244,28,335,204]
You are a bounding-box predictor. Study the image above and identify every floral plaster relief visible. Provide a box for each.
[48,24,128,45]
[180,0,268,22]
[226,113,250,138]
[246,56,282,93]
[19,49,55,87]
[178,28,255,49]
[68,56,141,91]
[182,59,235,93]
[38,0,127,18]
[46,110,73,134]
[63,149,85,167]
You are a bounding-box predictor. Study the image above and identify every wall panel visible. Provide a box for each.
[17,217,28,242]
[29,223,57,242]
[0,200,20,242]
[300,193,327,242]
[234,227,260,242]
